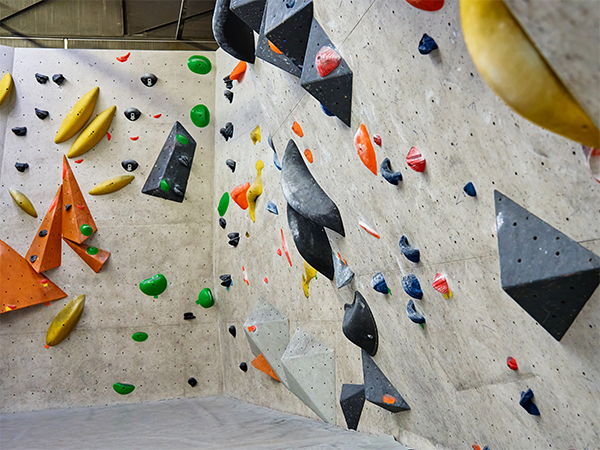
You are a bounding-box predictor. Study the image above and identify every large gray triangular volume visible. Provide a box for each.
[362,350,410,413]
[340,384,365,430]
[142,122,196,203]
[494,190,600,340]
[255,7,302,77]
[213,0,256,63]
[230,0,266,33]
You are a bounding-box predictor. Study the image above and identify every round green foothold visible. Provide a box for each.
[196,287,214,308]
[113,382,135,395]
[160,179,170,192]
[80,224,93,236]
[190,104,210,128]
[132,332,149,342]
[176,134,189,145]
[187,55,212,75]
[217,192,229,217]
[86,246,100,255]
[139,274,168,298]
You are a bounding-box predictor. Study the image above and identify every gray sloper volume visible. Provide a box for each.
[342,291,379,356]
[230,0,266,33]
[281,139,345,236]
[141,122,196,203]
[213,0,256,63]
[362,350,410,413]
[494,190,600,341]
[300,18,353,127]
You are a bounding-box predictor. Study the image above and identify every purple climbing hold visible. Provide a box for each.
[519,388,540,415]
[418,34,438,55]
[402,274,423,299]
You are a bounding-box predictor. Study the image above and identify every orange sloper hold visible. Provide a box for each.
[231,182,250,210]
[26,186,63,273]
[304,149,313,163]
[63,237,110,273]
[229,61,247,81]
[251,354,280,381]
[62,156,97,244]
[354,123,377,175]
[292,121,304,137]
[1,239,67,313]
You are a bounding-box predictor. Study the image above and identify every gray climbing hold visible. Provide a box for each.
[399,235,420,263]
[342,291,378,356]
[380,158,402,185]
[340,384,365,430]
[52,74,65,85]
[213,0,256,63]
[402,274,423,299]
[362,349,410,413]
[406,299,425,324]
[266,201,278,215]
[333,251,354,289]
[35,108,49,120]
[121,159,139,172]
[124,107,142,122]
[141,73,158,87]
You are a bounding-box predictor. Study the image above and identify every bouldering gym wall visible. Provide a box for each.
[1,1,599,449]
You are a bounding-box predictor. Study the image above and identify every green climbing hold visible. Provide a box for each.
[86,246,99,255]
[80,224,93,236]
[176,134,189,145]
[196,287,214,308]
[140,274,167,298]
[113,382,135,395]
[190,104,210,128]
[187,55,212,75]
[218,192,229,217]
[160,179,170,192]
[132,332,149,342]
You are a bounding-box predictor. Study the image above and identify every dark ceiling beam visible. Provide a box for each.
[0,0,46,22]
[133,8,213,36]
[175,0,189,40]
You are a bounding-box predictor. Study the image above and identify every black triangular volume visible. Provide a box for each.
[494,190,600,340]
[230,0,266,33]
[362,350,410,413]
[343,291,378,356]
[340,384,365,430]
[213,0,256,63]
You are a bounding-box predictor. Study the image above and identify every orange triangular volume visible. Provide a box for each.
[26,185,63,273]
[63,237,110,273]
[62,156,97,243]
[251,354,280,381]
[0,239,67,313]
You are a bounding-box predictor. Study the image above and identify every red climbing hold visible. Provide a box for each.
[507,356,518,371]
[281,229,292,267]
[76,204,85,210]
[248,325,256,332]
[292,121,304,137]
[116,52,130,62]
[277,248,282,256]
[304,149,313,163]
[153,114,162,119]
[264,277,268,283]
[405,0,444,11]
[373,135,382,147]
[315,46,341,77]
[242,266,249,285]
[230,61,247,81]
[106,132,111,141]
[74,159,83,164]
[130,136,139,141]
[231,182,250,210]
[354,124,377,175]
[432,272,451,296]
[407,146,426,172]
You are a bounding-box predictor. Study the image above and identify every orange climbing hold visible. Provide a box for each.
[242,266,249,285]
[303,149,313,163]
[292,121,304,137]
[406,0,444,12]
[281,229,292,267]
[407,146,426,172]
[354,124,377,175]
[1,239,67,313]
[471,445,481,450]
[248,325,257,332]
[507,356,519,371]
[229,61,247,81]
[252,354,280,381]
[268,40,283,54]
[358,220,380,239]
[26,186,63,273]
[383,394,396,404]
[63,238,110,273]
[231,182,250,209]
[62,156,97,244]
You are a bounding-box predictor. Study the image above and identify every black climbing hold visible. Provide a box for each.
[172,185,184,198]
[239,362,248,372]
[228,232,240,247]
[184,312,196,320]
[121,159,139,172]
[29,255,37,263]
[65,204,72,211]
[362,349,410,413]
[219,218,227,229]
[418,34,438,55]
[406,299,425,324]
[226,159,236,172]
[519,388,540,415]
[124,107,142,122]
[12,127,26,136]
[52,74,65,85]
[178,155,191,168]
[342,291,378,356]
[213,0,256,63]
[463,182,476,197]
[224,90,234,103]
[15,162,29,172]
[141,73,158,87]
[268,135,275,151]
[39,230,48,237]
[142,122,196,203]
[399,235,420,263]
[188,377,198,387]
[340,384,365,430]
[35,108,49,120]
[320,103,335,116]
[35,73,49,84]
[220,122,234,141]
[230,0,267,33]
[220,274,232,287]
[223,75,234,90]
[495,190,600,340]
[228,325,237,337]
[300,19,353,126]
[380,158,402,185]
[371,273,389,294]
[402,274,423,299]
[281,139,345,236]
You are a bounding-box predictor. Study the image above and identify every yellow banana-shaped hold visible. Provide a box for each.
[9,187,37,217]
[55,87,100,144]
[45,294,86,348]
[68,105,116,158]
[0,72,14,106]
[89,175,135,195]
[302,260,318,298]
[247,160,264,223]
[460,0,600,148]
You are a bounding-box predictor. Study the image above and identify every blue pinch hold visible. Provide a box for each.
[402,274,423,299]
[519,388,540,416]
[463,182,476,197]
[406,299,425,324]
[371,272,389,294]
[321,103,335,117]
[380,158,402,185]
[266,201,279,215]
[418,34,438,55]
[399,235,420,263]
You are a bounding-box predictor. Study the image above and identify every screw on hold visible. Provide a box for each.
[228,325,236,337]
[80,224,94,236]
[141,73,158,87]
[65,204,72,211]
[507,356,518,371]
[15,162,29,172]
[399,235,420,263]
[286,0,295,8]
[52,74,65,85]
[266,201,279,215]
[86,247,100,255]
[183,312,196,320]
[160,179,170,192]
[35,108,49,120]
[12,127,26,136]
[371,272,389,294]
[463,182,477,197]
[173,186,184,198]
[220,274,232,287]
[321,103,335,116]
[38,229,48,237]
[178,155,191,168]
[35,73,49,84]
[176,134,189,145]
[219,218,227,229]
[407,299,426,324]
[223,75,233,90]
[239,362,248,372]
[121,159,139,172]
[124,107,142,121]
[30,255,37,263]
[226,159,236,172]
[228,232,240,247]
[188,377,198,387]
[224,90,233,103]
[418,34,438,55]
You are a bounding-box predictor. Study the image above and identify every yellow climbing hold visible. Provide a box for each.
[9,187,37,218]
[247,160,264,223]
[89,175,135,195]
[0,72,14,106]
[55,86,100,144]
[250,125,261,145]
[68,105,116,158]
[302,260,318,298]
[46,294,86,347]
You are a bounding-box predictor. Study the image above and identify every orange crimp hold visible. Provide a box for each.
[1,239,67,314]
[382,394,396,404]
[229,61,247,81]
[303,149,313,163]
[231,182,250,209]
[268,40,283,54]
[63,237,110,273]
[62,156,97,243]
[354,124,377,175]
[252,354,280,381]
[26,185,63,273]
[292,121,304,137]
[358,220,380,239]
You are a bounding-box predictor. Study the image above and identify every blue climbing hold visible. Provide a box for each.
[266,201,279,215]
[418,34,438,55]
[399,235,420,263]
[406,299,425,324]
[321,103,335,117]
[463,182,477,197]
[519,388,540,416]
[371,272,389,294]
[380,158,402,185]
[402,274,423,299]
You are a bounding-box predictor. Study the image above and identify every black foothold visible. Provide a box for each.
[173,185,184,198]
[399,235,420,263]
[224,90,233,103]
[418,34,439,55]
[35,73,49,84]
[227,232,240,240]
[239,362,248,372]
[65,204,72,211]
[124,107,142,122]
[30,255,37,263]
[343,291,379,356]
[219,218,227,229]
[35,108,49,120]
[228,325,236,337]
[463,182,477,197]
[223,76,234,90]
[340,384,365,430]
[52,74,65,85]
[39,230,48,237]
[183,312,196,320]
[380,158,402,185]
[220,122,234,141]
[226,159,236,172]
[12,127,27,136]
[141,73,158,87]
[220,274,232,287]
[15,162,29,172]
[188,377,198,387]
[121,159,139,172]
[178,155,191,168]
[228,236,240,247]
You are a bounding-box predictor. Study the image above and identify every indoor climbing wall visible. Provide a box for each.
[213,1,599,449]
[0,47,220,412]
